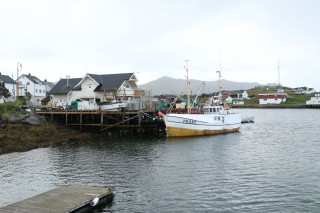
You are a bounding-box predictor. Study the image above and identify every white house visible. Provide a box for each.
[237,90,249,99]
[224,96,233,104]
[0,73,16,102]
[305,88,316,94]
[17,73,47,105]
[49,73,147,109]
[292,87,316,94]
[259,93,287,105]
[306,92,320,105]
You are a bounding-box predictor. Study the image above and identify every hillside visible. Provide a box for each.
[138,76,271,95]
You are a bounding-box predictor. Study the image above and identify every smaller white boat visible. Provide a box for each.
[241,116,255,123]
[98,101,127,111]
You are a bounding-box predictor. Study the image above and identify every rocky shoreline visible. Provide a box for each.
[0,111,92,155]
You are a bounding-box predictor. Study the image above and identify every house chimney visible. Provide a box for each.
[44,79,47,82]
[66,75,70,87]
[28,73,31,76]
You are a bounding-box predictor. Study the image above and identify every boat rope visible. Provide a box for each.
[101,114,140,131]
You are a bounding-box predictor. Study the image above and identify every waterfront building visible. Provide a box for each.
[48,73,149,108]
[259,93,287,105]
[306,92,320,106]
[16,73,48,105]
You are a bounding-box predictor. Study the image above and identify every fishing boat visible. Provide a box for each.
[98,100,127,111]
[164,62,241,137]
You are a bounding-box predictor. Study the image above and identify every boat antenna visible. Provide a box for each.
[184,60,191,114]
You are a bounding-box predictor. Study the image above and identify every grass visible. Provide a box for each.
[283,94,311,104]
[0,100,28,118]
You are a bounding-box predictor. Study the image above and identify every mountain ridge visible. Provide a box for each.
[138,76,275,95]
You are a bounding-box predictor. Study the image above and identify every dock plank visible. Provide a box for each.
[0,185,113,213]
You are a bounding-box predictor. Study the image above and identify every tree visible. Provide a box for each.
[25,91,32,101]
[0,82,11,100]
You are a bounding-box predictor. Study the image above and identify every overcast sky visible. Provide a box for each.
[0,0,319,90]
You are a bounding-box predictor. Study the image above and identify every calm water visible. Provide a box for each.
[1,109,320,212]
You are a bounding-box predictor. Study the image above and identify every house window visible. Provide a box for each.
[39,89,41,93]
[36,89,38,93]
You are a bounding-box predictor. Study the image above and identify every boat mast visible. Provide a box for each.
[216,70,222,103]
[216,46,223,103]
[185,60,191,114]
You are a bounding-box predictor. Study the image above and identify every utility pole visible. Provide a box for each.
[16,62,22,104]
[278,59,281,88]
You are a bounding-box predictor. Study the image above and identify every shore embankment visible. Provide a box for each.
[0,123,92,155]
[0,110,92,155]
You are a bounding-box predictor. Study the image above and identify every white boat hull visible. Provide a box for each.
[164,113,241,137]
[99,102,127,111]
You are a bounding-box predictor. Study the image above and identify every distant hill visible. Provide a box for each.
[138,76,272,96]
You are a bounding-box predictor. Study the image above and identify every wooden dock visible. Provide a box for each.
[0,185,114,213]
[37,110,166,136]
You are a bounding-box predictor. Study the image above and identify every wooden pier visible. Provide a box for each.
[0,185,114,213]
[37,110,166,136]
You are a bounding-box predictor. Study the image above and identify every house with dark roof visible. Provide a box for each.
[17,73,47,105]
[48,73,145,108]
[0,72,16,102]
[48,77,82,107]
